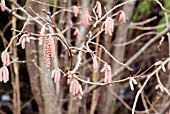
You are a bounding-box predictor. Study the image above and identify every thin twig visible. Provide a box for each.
[113,32,157,46]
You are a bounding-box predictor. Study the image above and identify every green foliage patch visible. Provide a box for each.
[133,0,152,21]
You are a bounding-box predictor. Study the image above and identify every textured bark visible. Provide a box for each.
[25,0,59,114]
[11,1,21,114]
[26,39,44,114]
[102,0,136,114]
[26,24,44,114]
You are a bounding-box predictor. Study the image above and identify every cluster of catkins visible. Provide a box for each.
[0,0,10,83]
[92,55,112,85]
[67,77,83,99]
[0,51,10,83]
[72,1,126,38]
[51,69,84,99]
[49,54,113,99]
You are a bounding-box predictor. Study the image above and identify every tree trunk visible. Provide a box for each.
[25,0,59,114]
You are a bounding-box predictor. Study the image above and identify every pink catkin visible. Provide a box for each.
[44,37,51,69]
[3,66,9,83]
[40,25,46,35]
[1,51,10,66]
[1,0,6,12]
[67,78,72,85]
[18,35,24,44]
[155,84,164,92]
[75,79,80,95]
[78,84,83,95]
[39,37,43,45]
[73,80,79,95]
[108,18,114,35]
[92,55,98,72]
[105,17,114,36]
[101,64,112,86]
[119,11,126,23]
[54,70,59,83]
[51,69,56,78]
[72,6,79,17]
[96,1,102,18]
[18,34,30,49]
[51,69,61,83]
[167,62,170,70]
[104,18,109,35]
[77,82,83,99]
[73,28,80,38]
[70,79,76,93]
[0,66,9,83]
[21,37,26,49]
[69,20,73,27]
[44,36,56,69]
[81,11,92,26]
[106,65,112,85]
[69,79,83,98]
[54,69,61,83]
